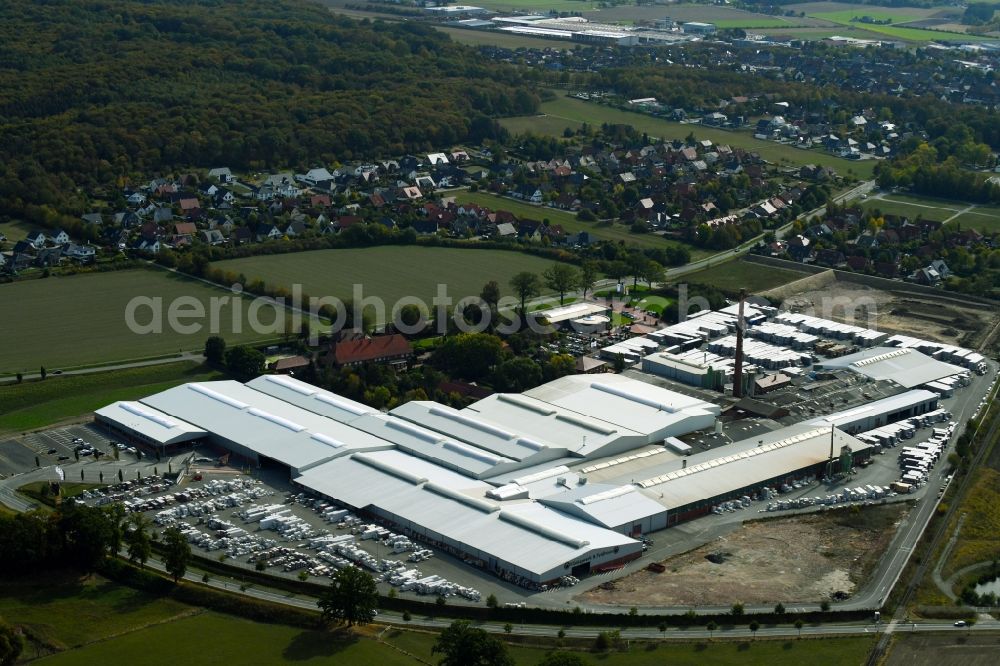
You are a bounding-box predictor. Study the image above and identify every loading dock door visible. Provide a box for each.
[572,562,591,577]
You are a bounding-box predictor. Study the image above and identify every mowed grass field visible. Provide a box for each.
[502,95,877,179]
[681,259,810,293]
[213,246,566,322]
[863,193,1000,232]
[4,570,875,665]
[0,270,286,374]
[452,190,712,257]
[0,362,222,434]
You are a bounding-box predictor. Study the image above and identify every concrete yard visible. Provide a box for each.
[578,503,909,607]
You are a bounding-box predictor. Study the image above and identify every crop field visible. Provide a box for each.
[596,3,825,26]
[886,632,1000,666]
[502,95,877,179]
[212,246,565,322]
[680,259,810,294]
[941,467,1000,578]
[452,190,711,256]
[462,0,599,12]
[0,269,285,374]
[0,361,222,434]
[808,9,991,42]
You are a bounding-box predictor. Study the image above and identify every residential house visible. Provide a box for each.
[325,334,413,369]
[63,243,96,262]
[270,355,312,375]
[208,167,233,183]
[25,231,46,249]
[255,223,282,242]
[35,247,63,268]
[200,229,226,245]
[81,213,103,226]
[49,229,70,245]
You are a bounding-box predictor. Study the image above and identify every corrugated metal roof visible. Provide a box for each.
[245,375,376,423]
[95,401,206,446]
[296,453,638,577]
[140,381,391,472]
[816,347,964,388]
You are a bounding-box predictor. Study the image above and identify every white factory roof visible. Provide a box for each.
[95,401,207,446]
[522,374,720,446]
[817,347,965,388]
[244,374,377,423]
[391,401,565,463]
[532,301,609,325]
[140,381,391,472]
[295,452,638,577]
[348,412,518,478]
[806,389,940,429]
[539,482,666,530]
[632,424,871,510]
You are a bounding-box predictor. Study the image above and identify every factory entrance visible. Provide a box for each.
[571,561,591,577]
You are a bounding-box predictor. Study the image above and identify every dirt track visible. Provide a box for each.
[579,505,907,607]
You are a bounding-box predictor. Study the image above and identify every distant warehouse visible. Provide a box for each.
[682,21,716,35]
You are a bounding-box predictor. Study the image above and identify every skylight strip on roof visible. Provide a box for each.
[188,383,249,409]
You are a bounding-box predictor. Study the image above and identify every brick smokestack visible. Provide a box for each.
[733,288,747,399]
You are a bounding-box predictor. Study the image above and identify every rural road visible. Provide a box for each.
[0,352,205,385]
[137,554,1000,640]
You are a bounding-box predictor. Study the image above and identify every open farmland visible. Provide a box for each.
[595,3,825,28]
[502,95,877,179]
[0,362,222,434]
[579,504,908,606]
[886,633,1000,666]
[0,270,285,374]
[681,259,810,294]
[212,246,565,322]
[452,190,711,256]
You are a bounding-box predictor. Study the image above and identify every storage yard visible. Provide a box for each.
[82,290,998,606]
[579,503,908,606]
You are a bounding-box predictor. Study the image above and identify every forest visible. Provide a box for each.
[0,0,538,221]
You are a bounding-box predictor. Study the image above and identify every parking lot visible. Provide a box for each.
[73,463,546,606]
[0,423,166,479]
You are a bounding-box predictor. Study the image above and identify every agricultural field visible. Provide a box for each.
[681,259,810,294]
[0,361,223,434]
[595,3,826,28]
[805,6,993,42]
[212,246,565,322]
[886,633,1000,666]
[0,269,286,374]
[452,190,711,256]
[502,95,877,179]
[445,0,599,12]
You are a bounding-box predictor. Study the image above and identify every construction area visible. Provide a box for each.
[579,503,908,607]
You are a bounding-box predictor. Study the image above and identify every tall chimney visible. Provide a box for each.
[733,288,747,398]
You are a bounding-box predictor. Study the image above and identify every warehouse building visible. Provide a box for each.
[805,389,940,434]
[94,401,207,451]
[814,347,968,388]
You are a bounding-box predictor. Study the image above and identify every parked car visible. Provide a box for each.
[47,448,57,454]
[57,455,69,461]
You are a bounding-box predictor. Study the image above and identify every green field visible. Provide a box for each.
[0,362,223,434]
[0,572,192,652]
[2,570,876,665]
[453,190,711,257]
[681,259,810,293]
[503,95,877,179]
[862,193,1000,232]
[461,0,598,11]
[0,220,34,246]
[213,246,569,323]
[18,481,104,507]
[0,269,287,374]
[809,10,992,42]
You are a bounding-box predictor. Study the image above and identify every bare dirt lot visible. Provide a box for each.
[886,633,1000,666]
[769,273,999,352]
[579,505,907,607]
